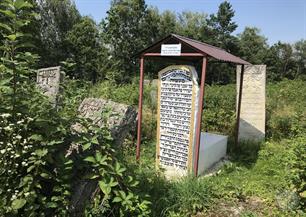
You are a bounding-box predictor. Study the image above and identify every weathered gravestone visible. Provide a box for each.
[69,98,137,216]
[237,65,266,141]
[156,65,200,177]
[77,98,137,145]
[37,66,64,105]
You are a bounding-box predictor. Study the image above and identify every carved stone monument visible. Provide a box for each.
[77,98,137,145]
[156,65,200,177]
[69,98,138,216]
[37,66,64,105]
[156,65,229,178]
[237,65,266,141]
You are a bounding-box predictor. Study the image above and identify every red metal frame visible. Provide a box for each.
[136,56,144,161]
[193,57,207,176]
[235,64,245,147]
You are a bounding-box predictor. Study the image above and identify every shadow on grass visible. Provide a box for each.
[227,137,263,168]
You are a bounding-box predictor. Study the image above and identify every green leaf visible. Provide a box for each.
[0,77,13,86]
[113,196,122,203]
[0,9,15,18]
[27,165,35,173]
[40,173,50,179]
[119,190,126,199]
[11,198,26,210]
[0,23,12,32]
[64,159,73,165]
[89,174,99,179]
[91,136,99,144]
[14,0,33,10]
[16,42,36,50]
[6,34,17,41]
[46,202,57,208]
[109,177,118,187]
[29,134,42,141]
[95,152,102,162]
[84,156,96,164]
[82,142,91,151]
[115,162,126,176]
[99,181,111,195]
[35,149,48,157]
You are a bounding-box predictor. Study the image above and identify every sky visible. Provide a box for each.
[74,0,306,45]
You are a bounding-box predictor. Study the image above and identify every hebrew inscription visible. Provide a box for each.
[237,65,266,141]
[37,66,63,104]
[157,65,199,172]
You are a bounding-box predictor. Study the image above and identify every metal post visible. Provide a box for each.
[194,57,207,176]
[136,57,144,161]
[235,64,245,147]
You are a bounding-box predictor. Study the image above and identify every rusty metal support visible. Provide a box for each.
[235,64,245,147]
[193,57,207,176]
[136,56,144,161]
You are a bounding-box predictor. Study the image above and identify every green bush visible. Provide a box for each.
[0,1,150,215]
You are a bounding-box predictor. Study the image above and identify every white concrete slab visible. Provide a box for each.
[197,132,228,175]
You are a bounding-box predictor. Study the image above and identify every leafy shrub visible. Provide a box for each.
[0,1,151,216]
[202,84,236,136]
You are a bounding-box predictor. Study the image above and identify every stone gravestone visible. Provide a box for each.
[237,65,266,141]
[37,66,64,105]
[156,65,200,178]
[69,98,137,216]
[77,98,137,145]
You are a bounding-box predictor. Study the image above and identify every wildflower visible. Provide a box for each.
[0,113,10,118]
[4,126,12,131]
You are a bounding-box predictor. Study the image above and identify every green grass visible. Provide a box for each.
[122,137,305,216]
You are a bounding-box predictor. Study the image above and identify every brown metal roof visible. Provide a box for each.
[139,34,251,65]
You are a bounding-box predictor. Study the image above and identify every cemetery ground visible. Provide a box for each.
[84,79,306,216]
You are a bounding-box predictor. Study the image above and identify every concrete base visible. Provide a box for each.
[197,132,228,175]
[162,132,228,179]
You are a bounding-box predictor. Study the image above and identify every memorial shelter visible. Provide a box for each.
[136,34,251,176]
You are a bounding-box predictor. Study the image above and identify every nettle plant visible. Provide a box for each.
[0,0,150,216]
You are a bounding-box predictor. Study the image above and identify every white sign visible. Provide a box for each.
[161,44,181,56]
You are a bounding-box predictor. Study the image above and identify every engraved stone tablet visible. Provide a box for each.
[76,98,137,146]
[37,66,64,104]
[237,65,266,141]
[156,65,199,178]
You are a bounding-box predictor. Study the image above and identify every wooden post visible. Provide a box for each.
[193,57,207,176]
[235,64,245,147]
[136,57,144,161]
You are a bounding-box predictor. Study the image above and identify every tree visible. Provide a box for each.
[204,1,240,84]
[265,41,296,80]
[102,0,155,83]
[177,11,207,41]
[66,16,102,83]
[238,27,268,64]
[293,39,306,79]
[207,1,238,51]
[34,0,81,67]
[153,9,177,39]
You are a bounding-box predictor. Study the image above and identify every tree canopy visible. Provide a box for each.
[1,0,303,83]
